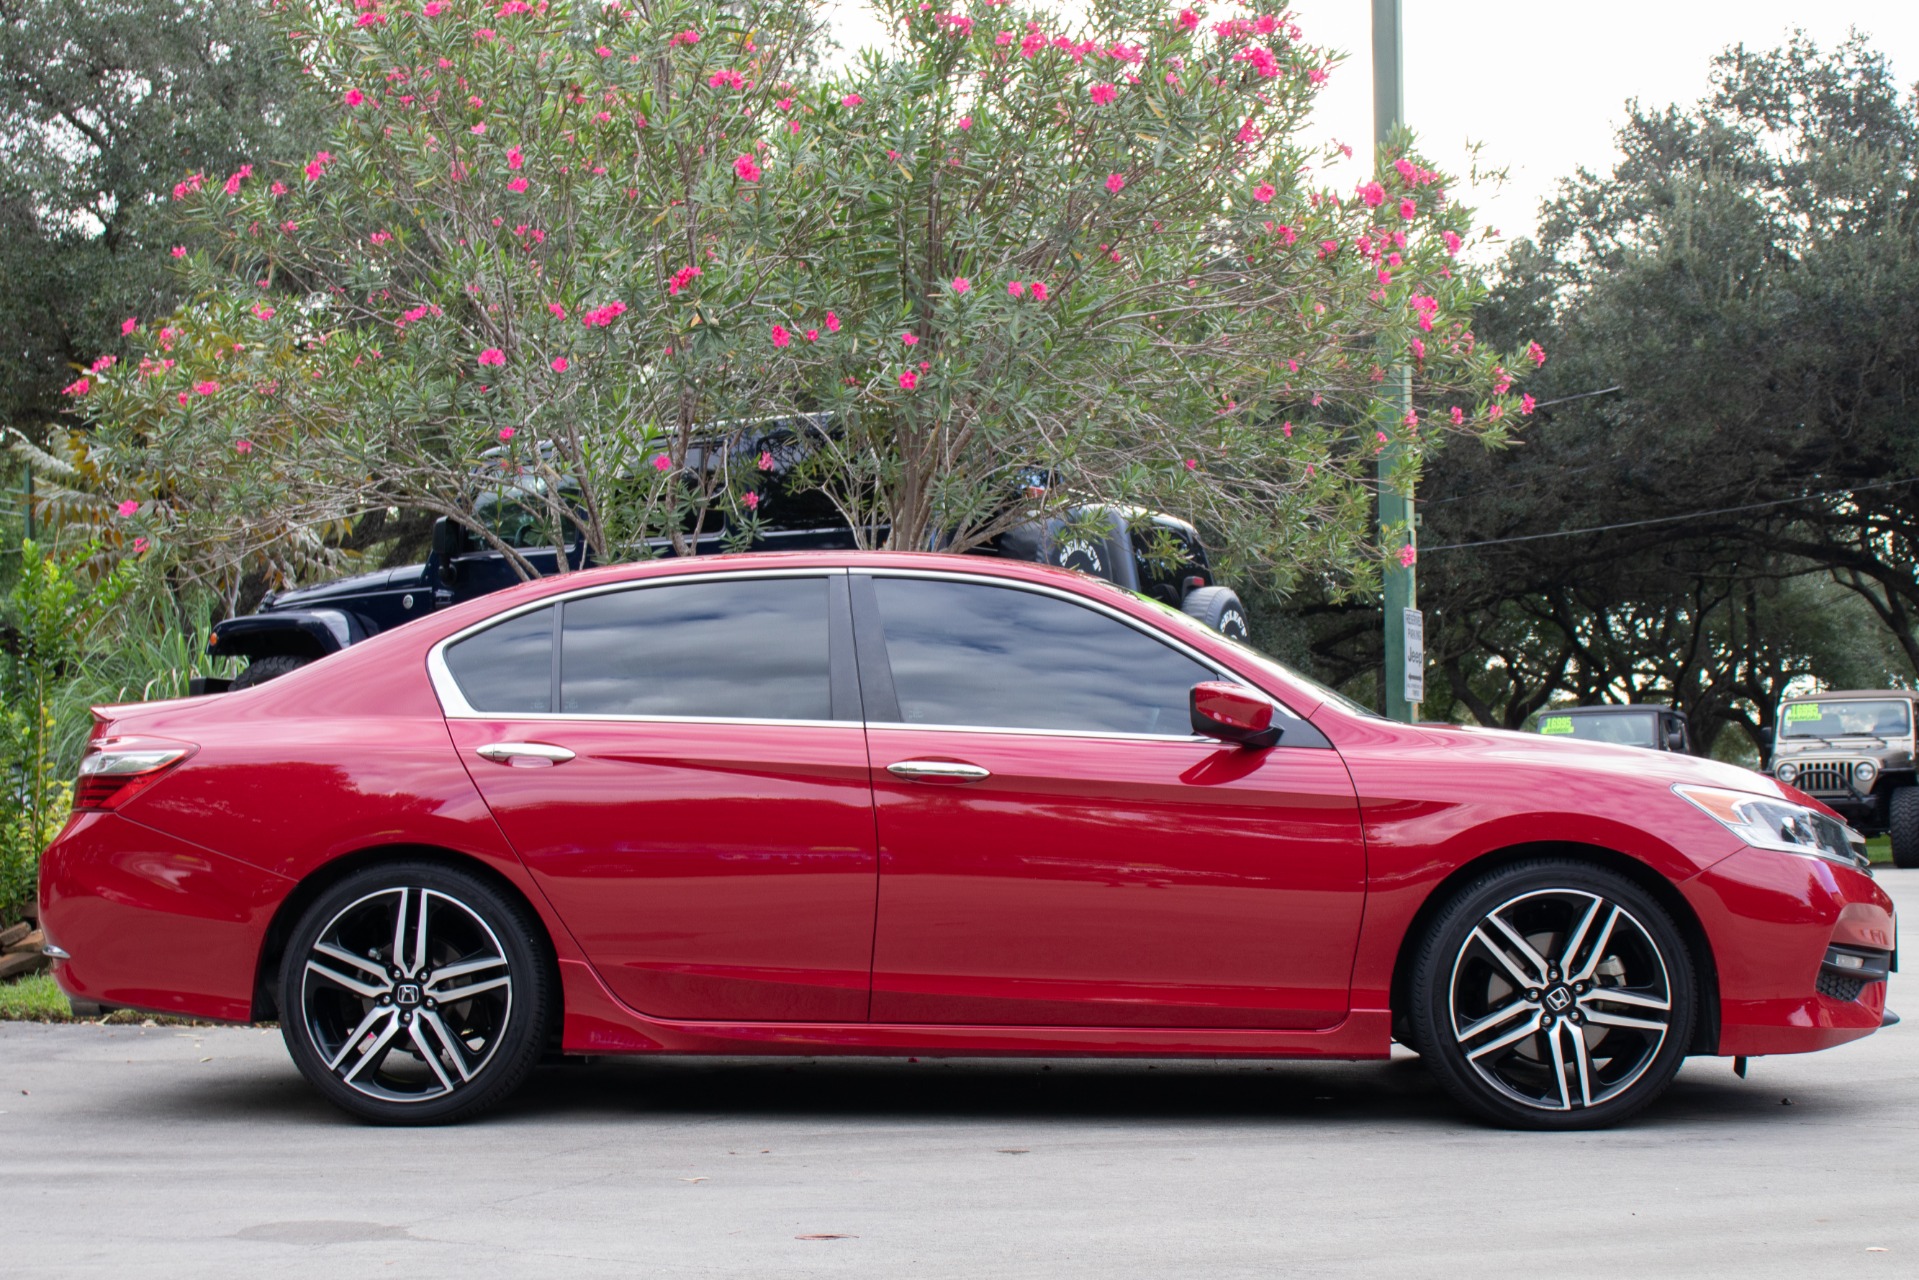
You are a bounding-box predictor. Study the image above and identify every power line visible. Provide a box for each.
[1423,475,1919,553]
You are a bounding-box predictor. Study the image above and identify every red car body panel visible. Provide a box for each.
[36,551,1895,1067]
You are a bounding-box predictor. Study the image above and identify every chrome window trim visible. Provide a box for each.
[853,566,1307,739]
[428,566,847,721]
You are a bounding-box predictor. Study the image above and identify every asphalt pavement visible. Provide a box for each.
[6,872,1919,1279]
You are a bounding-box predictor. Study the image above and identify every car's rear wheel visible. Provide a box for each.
[1888,787,1919,868]
[278,861,553,1124]
[1408,859,1695,1130]
[229,654,310,690]
[1180,585,1250,641]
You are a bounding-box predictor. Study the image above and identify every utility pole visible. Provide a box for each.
[1374,0,1420,721]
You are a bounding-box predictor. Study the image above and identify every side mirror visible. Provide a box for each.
[1190,681,1282,748]
[430,518,470,586]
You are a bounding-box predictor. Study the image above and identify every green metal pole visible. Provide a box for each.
[1374,0,1419,722]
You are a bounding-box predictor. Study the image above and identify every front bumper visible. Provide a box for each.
[1682,847,1895,1056]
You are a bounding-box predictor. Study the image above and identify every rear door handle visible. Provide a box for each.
[886,759,990,782]
[475,742,576,765]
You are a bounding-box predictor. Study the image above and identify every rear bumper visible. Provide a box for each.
[37,811,288,1022]
[1682,848,1895,1056]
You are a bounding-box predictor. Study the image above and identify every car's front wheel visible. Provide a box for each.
[1408,859,1695,1130]
[278,860,553,1124]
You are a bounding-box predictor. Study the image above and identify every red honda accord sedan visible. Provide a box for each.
[38,553,1895,1127]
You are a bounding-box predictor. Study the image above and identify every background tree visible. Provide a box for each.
[1280,31,1919,743]
[63,0,1533,600]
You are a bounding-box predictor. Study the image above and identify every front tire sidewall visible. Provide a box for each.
[278,861,552,1125]
[1409,859,1696,1131]
[1888,787,1919,869]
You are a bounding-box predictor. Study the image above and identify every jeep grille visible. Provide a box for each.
[1790,760,1855,794]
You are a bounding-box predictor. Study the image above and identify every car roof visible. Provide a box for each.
[1781,689,1919,703]
[1555,704,1675,716]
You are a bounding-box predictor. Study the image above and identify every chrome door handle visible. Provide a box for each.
[475,742,576,764]
[886,760,990,781]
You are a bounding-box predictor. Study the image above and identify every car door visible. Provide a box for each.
[855,570,1367,1030]
[435,570,877,1023]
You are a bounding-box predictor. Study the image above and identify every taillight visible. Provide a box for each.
[74,738,195,811]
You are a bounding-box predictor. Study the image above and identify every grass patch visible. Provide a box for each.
[0,971,225,1025]
[1867,835,1895,866]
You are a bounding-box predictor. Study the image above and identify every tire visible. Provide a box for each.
[230,654,311,690]
[1180,585,1251,641]
[278,860,554,1125]
[1889,787,1919,868]
[1407,858,1695,1130]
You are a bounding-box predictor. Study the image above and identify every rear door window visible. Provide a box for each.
[442,605,555,714]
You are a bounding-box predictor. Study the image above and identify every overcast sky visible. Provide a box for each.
[820,1,1919,250]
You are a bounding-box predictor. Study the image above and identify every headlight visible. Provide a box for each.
[1774,761,1799,785]
[1853,760,1878,789]
[1675,784,1869,871]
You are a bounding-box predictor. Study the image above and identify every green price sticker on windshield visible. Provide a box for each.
[1540,715,1574,735]
[1785,704,1823,723]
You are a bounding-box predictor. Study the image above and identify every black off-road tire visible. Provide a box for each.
[1408,858,1696,1130]
[1888,787,1919,869]
[278,860,555,1125]
[1180,585,1251,641]
[229,654,311,690]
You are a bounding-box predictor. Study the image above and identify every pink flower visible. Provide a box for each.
[551,357,569,372]
[424,1,444,13]
[1183,458,1197,471]
[235,439,254,454]
[507,147,524,170]
[223,164,251,196]
[1410,337,1426,361]
[270,181,287,196]
[742,491,760,511]
[62,377,90,396]
[1442,229,1463,257]
[1449,405,1464,425]
[132,537,149,554]
[1398,544,1417,568]
[549,303,567,318]
[171,245,186,257]
[804,328,819,342]
[733,154,762,182]
[1178,8,1200,29]
[116,499,139,517]
[1105,172,1126,194]
[757,451,775,470]
[1489,404,1504,421]
[771,324,792,348]
[1252,182,1275,203]
[595,45,611,57]
[951,277,970,294]
[957,116,972,130]
[841,94,862,107]
[667,265,702,296]
[1030,281,1049,301]
[190,380,218,396]
[825,311,841,332]
[651,454,672,472]
[470,122,487,135]
[90,354,115,372]
[369,230,391,245]
[898,370,918,390]
[1357,180,1385,207]
[344,88,365,107]
[901,332,918,346]
[121,317,138,335]
[1528,341,1547,367]
[708,69,745,90]
[1521,393,1536,416]
[477,348,506,367]
[508,176,529,192]
[1008,280,1025,297]
[1089,83,1117,106]
[499,427,516,441]
[1399,198,1417,220]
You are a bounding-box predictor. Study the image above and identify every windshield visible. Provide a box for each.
[1537,710,1659,747]
[1133,593,1384,720]
[1779,699,1913,739]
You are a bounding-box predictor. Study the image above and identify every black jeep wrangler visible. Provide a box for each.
[209,438,1247,688]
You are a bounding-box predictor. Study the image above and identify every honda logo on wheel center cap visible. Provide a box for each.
[396,983,422,1007]
[1545,986,1572,1012]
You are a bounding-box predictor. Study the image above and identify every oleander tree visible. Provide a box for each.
[63,0,1537,596]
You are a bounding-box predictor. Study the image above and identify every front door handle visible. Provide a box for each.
[887,759,990,782]
[475,742,576,765]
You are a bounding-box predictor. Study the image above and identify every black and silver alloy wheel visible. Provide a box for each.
[279,861,551,1124]
[1411,860,1695,1130]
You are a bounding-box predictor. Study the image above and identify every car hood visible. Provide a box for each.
[267,563,430,611]
[1408,721,1789,797]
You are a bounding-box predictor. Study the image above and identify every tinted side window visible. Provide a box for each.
[561,577,831,720]
[444,605,554,713]
[871,577,1211,735]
